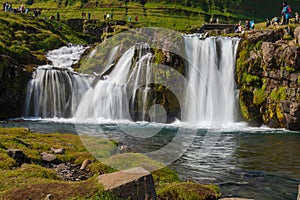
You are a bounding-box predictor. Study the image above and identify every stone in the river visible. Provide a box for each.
[7,148,28,164]
[51,147,65,154]
[97,167,156,200]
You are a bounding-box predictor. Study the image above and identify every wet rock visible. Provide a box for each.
[290,103,300,117]
[282,46,300,69]
[80,159,92,170]
[41,152,58,164]
[294,26,300,46]
[261,42,279,68]
[51,147,65,154]
[279,100,290,113]
[7,149,28,164]
[290,72,300,82]
[0,54,32,120]
[97,167,156,200]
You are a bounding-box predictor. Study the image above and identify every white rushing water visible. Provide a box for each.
[24,45,92,118]
[75,43,154,122]
[24,37,240,127]
[184,36,240,127]
[46,45,88,69]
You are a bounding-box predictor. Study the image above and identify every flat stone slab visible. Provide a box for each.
[97,167,156,200]
[41,152,58,164]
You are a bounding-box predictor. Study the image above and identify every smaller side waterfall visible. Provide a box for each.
[75,43,154,121]
[129,52,154,121]
[24,45,92,118]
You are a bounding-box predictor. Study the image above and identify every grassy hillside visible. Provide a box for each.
[1,0,300,32]
[0,12,87,66]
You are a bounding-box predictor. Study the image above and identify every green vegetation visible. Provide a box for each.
[0,127,219,199]
[239,94,251,121]
[253,87,266,105]
[1,0,299,35]
[157,182,221,200]
[282,66,296,72]
[0,13,87,62]
[297,76,300,84]
[152,167,180,185]
[0,127,113,198]
[270,87,287,102]
[242,72,260,85]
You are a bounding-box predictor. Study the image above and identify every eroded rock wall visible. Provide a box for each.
[237,29,300,130]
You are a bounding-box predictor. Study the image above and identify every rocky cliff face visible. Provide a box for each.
[0,55,31,119]
[237,29,300,131]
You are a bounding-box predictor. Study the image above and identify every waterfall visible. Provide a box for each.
[75,43,154,121]
[24,45,92,118]
[24,37,240,125]
[183,36,240,126]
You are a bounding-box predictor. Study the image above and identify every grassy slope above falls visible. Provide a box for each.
[0,12,87,66]
[2,0,300,31]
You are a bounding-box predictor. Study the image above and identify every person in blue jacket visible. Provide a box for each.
[282,2,292,25]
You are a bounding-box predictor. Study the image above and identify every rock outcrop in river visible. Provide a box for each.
[237,28,300,130]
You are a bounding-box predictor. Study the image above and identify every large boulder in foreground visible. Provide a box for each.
[97,167,156,200]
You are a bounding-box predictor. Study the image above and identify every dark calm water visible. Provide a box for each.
[1,120,300,200]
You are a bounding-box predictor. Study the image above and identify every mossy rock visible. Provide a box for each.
[157,182,221,200]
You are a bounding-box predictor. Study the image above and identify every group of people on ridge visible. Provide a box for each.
[2,3,28,14]
[236,1,296,33]
[267,2,298,27]
[235,20,255,33]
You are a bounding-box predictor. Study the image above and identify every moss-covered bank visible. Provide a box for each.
[0,127,220,199]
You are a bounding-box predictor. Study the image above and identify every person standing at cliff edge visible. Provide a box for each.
[282,2,292,25]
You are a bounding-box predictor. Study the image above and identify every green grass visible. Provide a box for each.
[270,86,287,102]
[0,127,199,199]
[0,127,115,198]
[0,0,267,34]
[253,87,266,105]
[0,12,88,68]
